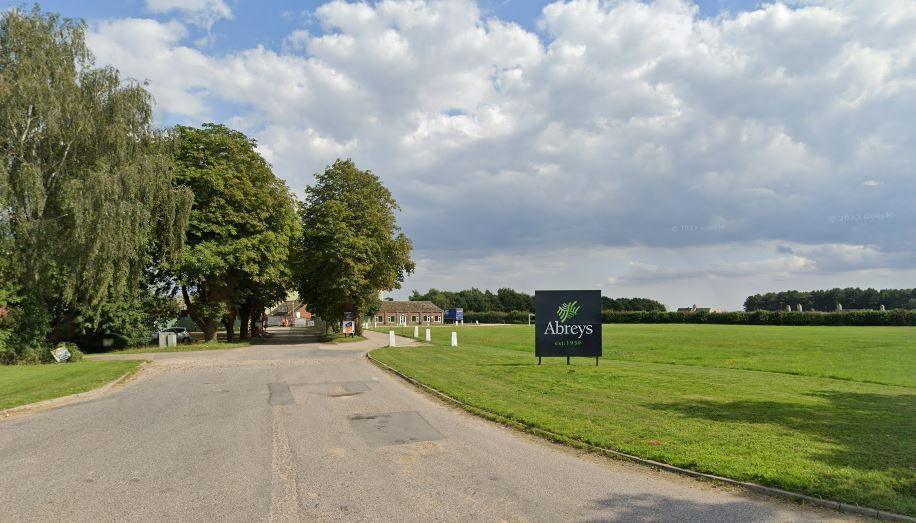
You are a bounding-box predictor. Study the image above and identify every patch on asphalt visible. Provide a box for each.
[349,411,443,447]
[268,382,295,405]
[328,381,370,397]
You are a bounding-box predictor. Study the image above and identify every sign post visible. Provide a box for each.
[51,345,71,363]
[534,290,602,365]
[342,311,356,337]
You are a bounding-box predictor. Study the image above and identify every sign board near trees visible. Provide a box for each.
[535,290,602,362]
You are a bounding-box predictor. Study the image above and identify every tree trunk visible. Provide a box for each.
[238,299,252,340]
[223,309,237,343]
[202,320,218,342]
[252,302,263,336]
[182,285,210,339]
[354,305,363,336]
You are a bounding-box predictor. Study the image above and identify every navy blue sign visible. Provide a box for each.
[535,290,602,359]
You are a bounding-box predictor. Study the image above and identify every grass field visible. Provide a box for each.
[372,324,916,515]
[0,360,143,411]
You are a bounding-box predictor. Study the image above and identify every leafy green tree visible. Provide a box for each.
[410,288,452,309]
[497,288,534,312]
[66,288,179,350]
[294,159,414,335]
[410,287,508,312]
[169,124,299,341]
[0,227,21,360]
[744,288,915,311]
[0,7,191,359]
[601,296,667,312]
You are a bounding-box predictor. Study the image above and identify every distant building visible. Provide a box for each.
[676,304,723,313]
[267,300,312,327]
[372,301,443,326]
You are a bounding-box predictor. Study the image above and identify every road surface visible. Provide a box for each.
[0,329,857,521]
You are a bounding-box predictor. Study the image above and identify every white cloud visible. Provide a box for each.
[87,0,916,308]
[145,0,232,31]
[87,18,213,117]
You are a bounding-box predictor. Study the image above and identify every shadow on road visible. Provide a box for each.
[247,327,324,346]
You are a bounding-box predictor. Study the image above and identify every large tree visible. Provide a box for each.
[294,159,414,335]
[169,124,299,341]
[0,7,191,360]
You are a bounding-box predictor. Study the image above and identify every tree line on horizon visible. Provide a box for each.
[744,288,916,312]
[0,7,412,363]
[408,288,667,313]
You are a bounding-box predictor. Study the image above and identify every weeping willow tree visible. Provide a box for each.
[0,7,191,360]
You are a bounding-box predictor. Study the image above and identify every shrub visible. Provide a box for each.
[463,311,508,324]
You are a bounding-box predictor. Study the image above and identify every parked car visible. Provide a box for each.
[151,327,194,345]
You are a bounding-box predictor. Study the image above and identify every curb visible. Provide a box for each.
[367,350,915,522]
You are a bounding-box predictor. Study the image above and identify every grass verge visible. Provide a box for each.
[373,324,916,516]
[0,360,143,411]
[321,334,367,344]
[106,341,249,355]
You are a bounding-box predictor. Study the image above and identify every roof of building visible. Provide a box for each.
[378,300,442,313]
[677,306,722,313]
[269,300,310,317]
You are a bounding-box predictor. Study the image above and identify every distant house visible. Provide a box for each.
[371,301,443,326]
[268,300,312,327]
[677,304,723,313]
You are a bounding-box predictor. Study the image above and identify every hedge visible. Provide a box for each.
[459,309,914,326]
[463,310,531,324]
[601,309,915,326]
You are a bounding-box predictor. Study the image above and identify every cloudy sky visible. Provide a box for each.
[17,0,915,309]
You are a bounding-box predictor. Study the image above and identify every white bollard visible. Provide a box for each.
[167,333,177,347]
[388,330,396,347]
[414,325,419,338]
[425,329,431,342]
[451,331,458,347]
[158,332,168,348]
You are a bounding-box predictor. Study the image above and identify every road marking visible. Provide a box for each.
[268,405,302,522]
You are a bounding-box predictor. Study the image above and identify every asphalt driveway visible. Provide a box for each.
[0,330,857,521]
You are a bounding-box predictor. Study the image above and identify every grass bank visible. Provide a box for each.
[0,360,143,411]
[372,324,916,515]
